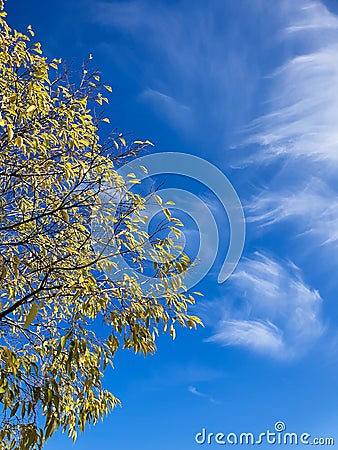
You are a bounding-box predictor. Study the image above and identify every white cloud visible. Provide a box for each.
[285,2,338,34]
[245,1,338,164]
[206,253,323,359]
[188,386,219,404]
[246,178,338,246]
[207,319,284,354]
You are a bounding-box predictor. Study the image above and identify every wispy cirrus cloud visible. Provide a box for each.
[284,1,338,34]
[208,320,284,354]
[91,0,336,360]
[206,253,323,359]
[246,178,338,246]
[188,386,220,404]
[245,1,338,164]
[240,1,338,273]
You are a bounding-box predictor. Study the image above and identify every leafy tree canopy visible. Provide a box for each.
[0,6,202,449]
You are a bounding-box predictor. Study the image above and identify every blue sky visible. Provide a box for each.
[6,0,338,448]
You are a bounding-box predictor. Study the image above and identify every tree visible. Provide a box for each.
[0,7,202,450]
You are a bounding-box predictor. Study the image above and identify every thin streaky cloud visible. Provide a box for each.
[244,1,338,164]
[206,253,323,359]
[285,1,338,34]
[207,320,284,354]
[188,386,220,404]
[247,178,338,246]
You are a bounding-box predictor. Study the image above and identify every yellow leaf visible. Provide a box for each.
[8,127,14,141]
[170,324,176,340]
[102,118,110,123]
[145,140,154,146]
[190,315,204,326]
[60,330,72,349]
[154,194,162,205]
[163,208,171,221]
[171,227,181,238]
[61,209,69,223]
[15,135,23,147]
[104,85,112,92]
[27,105,37,113]
[24,302,39,329]
[27,25,34,36]
[0,263,7,281]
